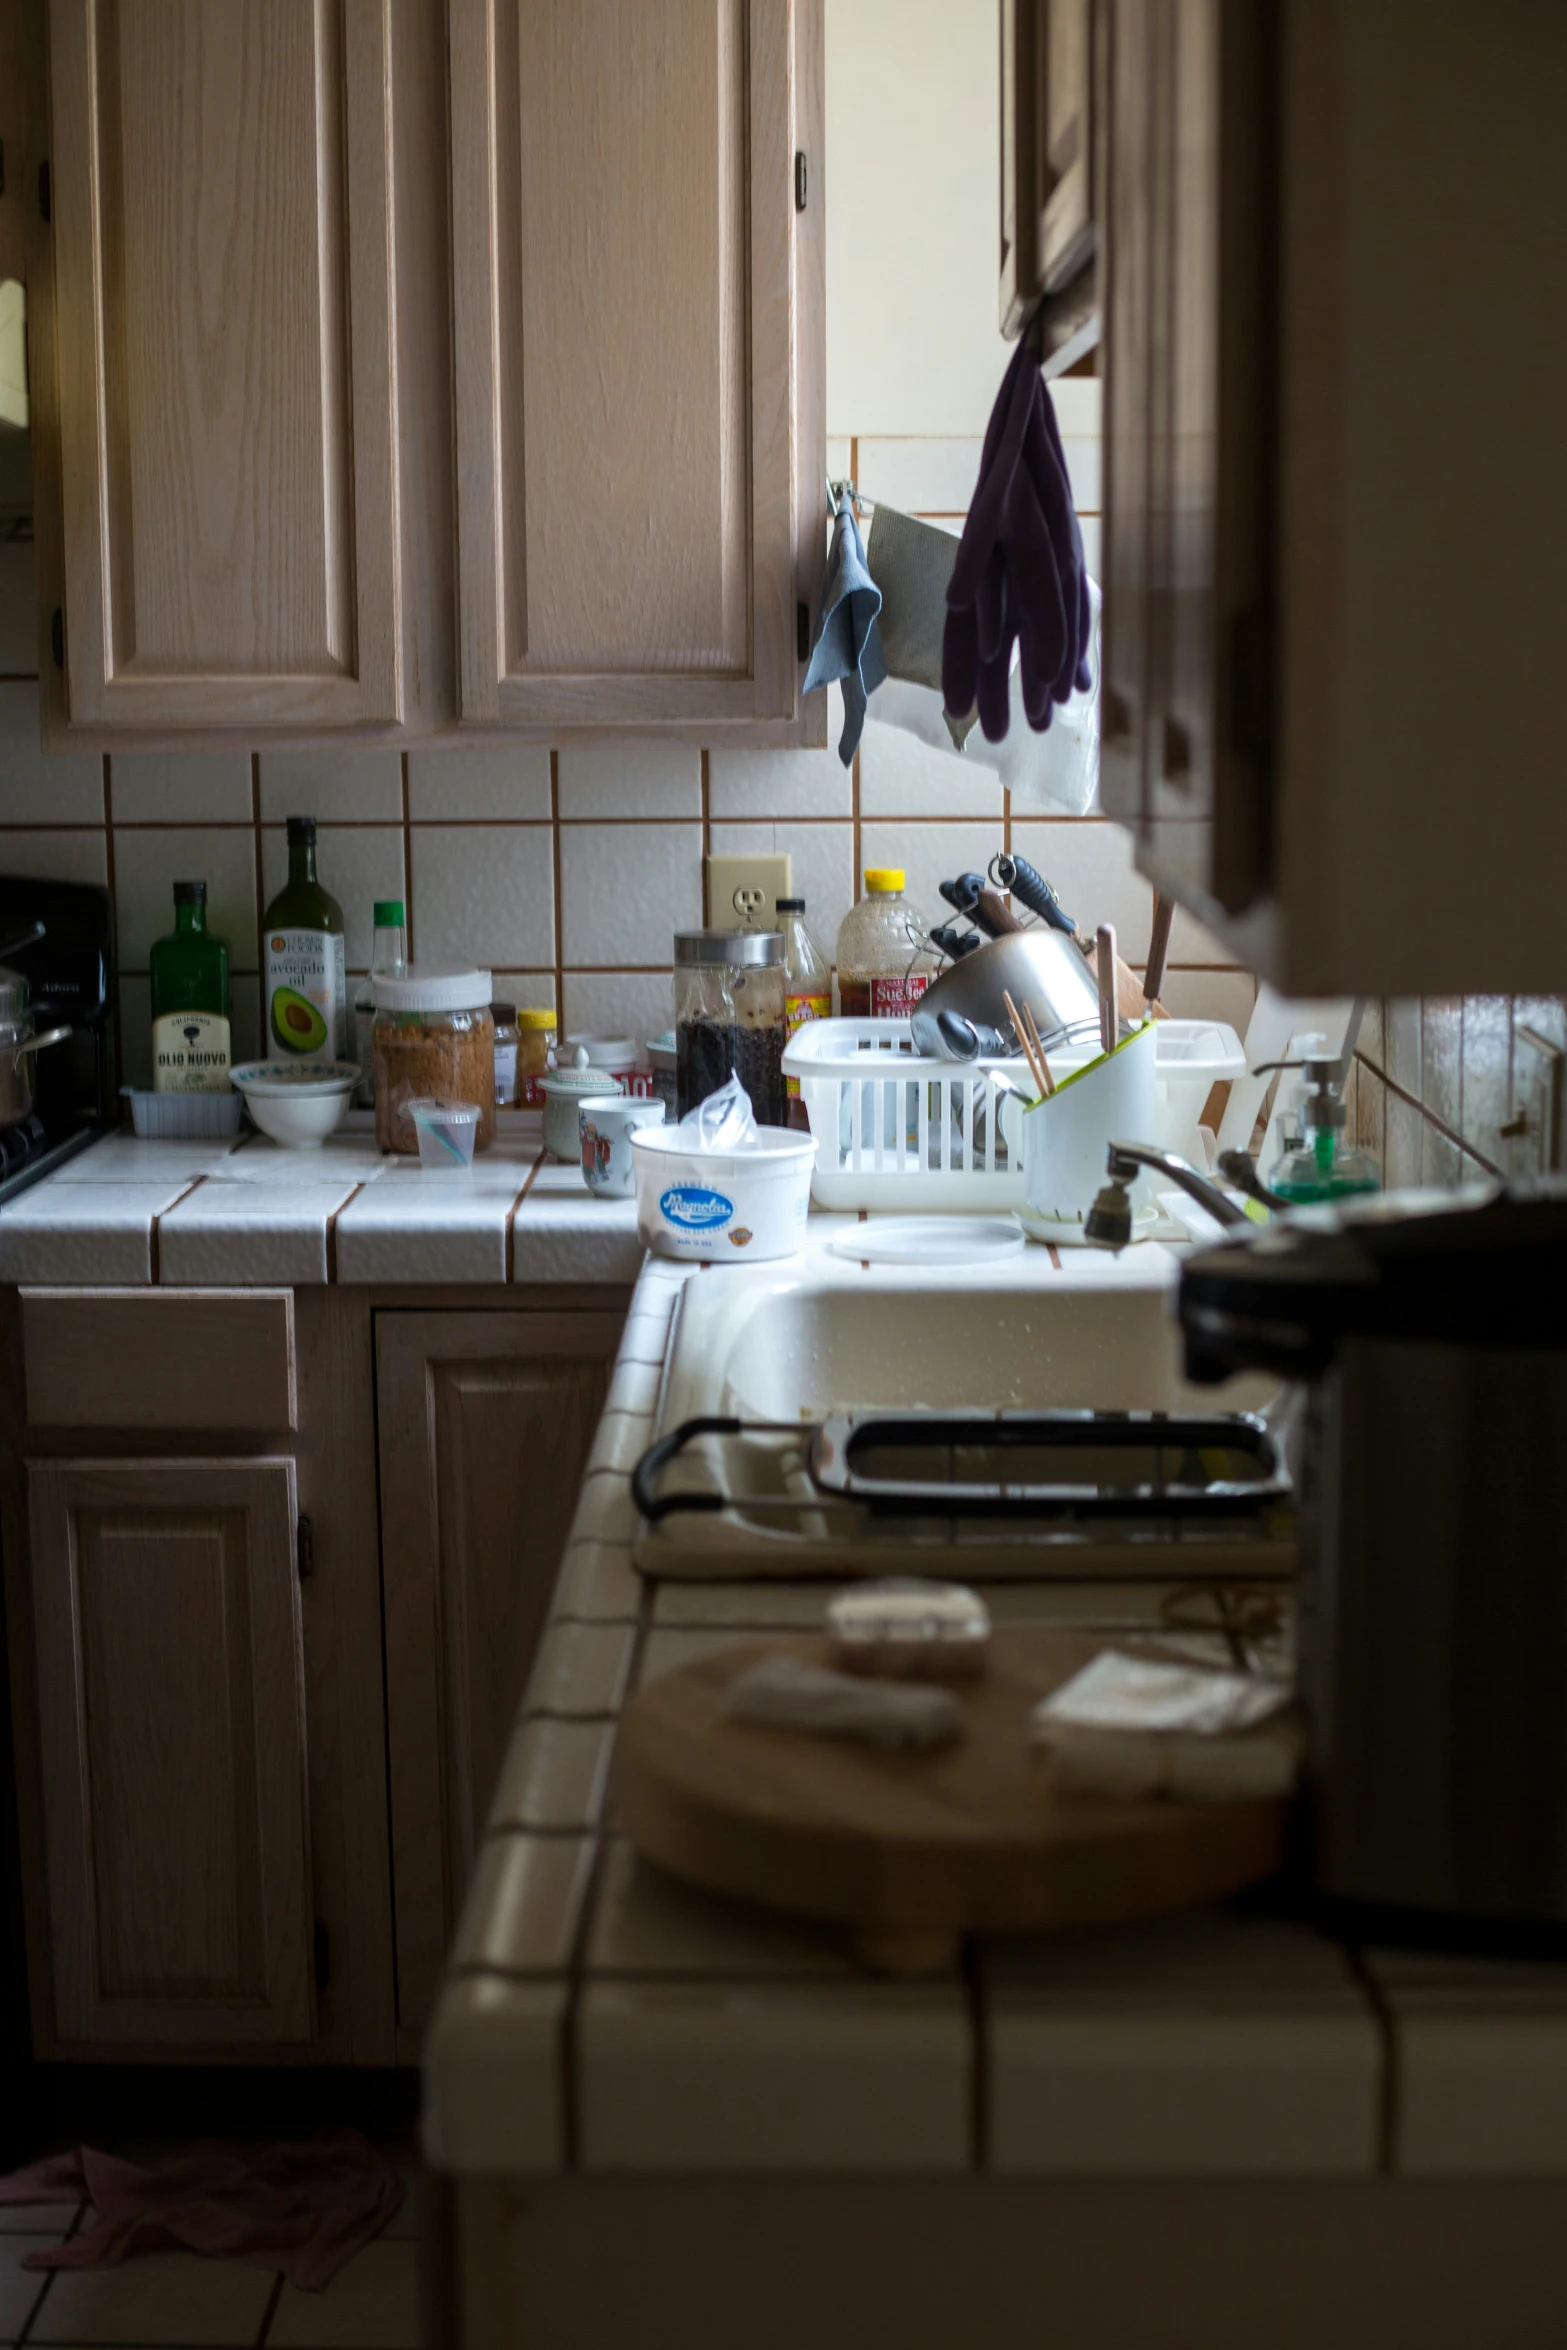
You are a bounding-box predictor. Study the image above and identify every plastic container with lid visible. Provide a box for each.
[372,967,495,1154]
[407,1097,482,1171]
[673,930,788,1127]
[835,869,936,1019]
[564,1033,652,1100]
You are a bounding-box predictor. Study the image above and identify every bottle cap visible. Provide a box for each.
[285,816,317,846]
[372,965,493,1014]
[775,896,805,912]
[373,900,405,926]
[489,1001,517,1024]
[517,1008,557,1030]
[172,879,207,905]
[863,868,905,892]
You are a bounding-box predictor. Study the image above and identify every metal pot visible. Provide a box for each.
[910,926,1102,1062]
[0,969,73,1127]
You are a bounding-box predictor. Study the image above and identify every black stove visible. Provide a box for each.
[0,876,116,1207]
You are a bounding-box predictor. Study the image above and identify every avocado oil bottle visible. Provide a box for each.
[262,816,346,1059]
[149,880,231,1092]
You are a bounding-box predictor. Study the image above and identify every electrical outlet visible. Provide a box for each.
[705,851,793,933]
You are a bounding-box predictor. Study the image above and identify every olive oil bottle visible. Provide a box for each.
[149,881,231,1093]
[261,815,346,1058]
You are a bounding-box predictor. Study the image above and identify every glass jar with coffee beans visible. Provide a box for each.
[673,930,788,1126]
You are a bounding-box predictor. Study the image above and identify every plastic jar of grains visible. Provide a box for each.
[373,967,496,1154]
[673,930,787,1126]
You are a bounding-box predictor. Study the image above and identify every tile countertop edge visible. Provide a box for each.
[0,1136,644,1286]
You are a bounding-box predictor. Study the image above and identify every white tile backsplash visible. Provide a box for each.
[1010,819,1153,958]
[856,438,984,514]
[708,687,852,818]
[406,744,551,822]
[708,821,853,964]
[110,751,254,825]
[410,824,555,970]
[0,680,103,823]
[0,828,109,886]
[558,741,701,819]
[258,747,403,824]
[560,969,674,1048]
[858,715,1005,819]
[260,826,406,971]
[858,820,1003,938]
[559,823,702,967]
[112,826,259,971]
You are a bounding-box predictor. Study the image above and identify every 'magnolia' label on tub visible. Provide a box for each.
[659,1185,734,1229]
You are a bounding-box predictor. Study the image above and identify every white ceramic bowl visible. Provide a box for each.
[230,1060,359,1148]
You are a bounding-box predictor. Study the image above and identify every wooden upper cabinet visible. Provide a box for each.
[1039,0,1095,292]
[449,0,800,728]
[46,0,401,730]
[25,1457,315,2048]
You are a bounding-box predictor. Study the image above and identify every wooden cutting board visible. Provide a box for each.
[615,1628,1291,1973]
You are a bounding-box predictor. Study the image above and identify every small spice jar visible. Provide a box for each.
[373,967,496,1154]
[491,1002,521,1107]
[516,1007,557,1107]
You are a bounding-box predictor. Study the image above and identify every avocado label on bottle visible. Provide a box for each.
[264,929,346,1057]
[152,1010,232,1095]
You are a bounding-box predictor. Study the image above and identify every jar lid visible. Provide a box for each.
[373,900,405,926]
[540,1045,619,1099]
[566,1033,639,1062]
[674,929,784,967]
[372,964,492,1013]
[490,1001,517,1023]
[863,867,905,892]
[517,1007,557,1031]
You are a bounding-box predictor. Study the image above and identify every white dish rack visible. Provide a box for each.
[781,1016,1246,1211]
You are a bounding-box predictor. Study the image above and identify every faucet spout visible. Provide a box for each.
[1084,1140,1256,1250]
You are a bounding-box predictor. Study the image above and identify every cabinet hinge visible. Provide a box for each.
[38,159,50,223]
[796,602,809,662]
[50,610,63,670]
[296,1513,315,1580]
[314,1921,330,1989]
[794,150,807,212]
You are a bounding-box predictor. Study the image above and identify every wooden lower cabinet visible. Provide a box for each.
[25,1458,315,2049]
[376,1312,622,2043]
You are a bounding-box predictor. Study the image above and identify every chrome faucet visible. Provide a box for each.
[1084,1141,1285,1250]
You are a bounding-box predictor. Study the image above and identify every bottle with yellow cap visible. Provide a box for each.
[835,868,936,1019]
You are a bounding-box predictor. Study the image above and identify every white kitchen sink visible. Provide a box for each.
[659,1242,1275,1429]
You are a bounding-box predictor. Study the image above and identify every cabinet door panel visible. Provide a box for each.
[377,1312,621,2034]
[27,1458,314,2046]
[1040,0,1095,290]
[48,0,401,728]
[450,0,797,727]
[1098,0,1155,829]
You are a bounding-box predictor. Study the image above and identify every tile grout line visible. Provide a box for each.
[326,1181,367,1285]
[502,1150,544,1281]
[254,2264,288,2348]
[150,1176,204,1285]
[549,750,565,1031]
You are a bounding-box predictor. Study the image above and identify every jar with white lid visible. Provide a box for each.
[372,966,495,1154]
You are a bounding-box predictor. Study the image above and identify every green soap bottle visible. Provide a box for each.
[262,815,346,1058]
[1265,1057,1382,1204]
[149,880,231,1094]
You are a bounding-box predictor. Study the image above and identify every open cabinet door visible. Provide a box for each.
[448,0,803,729]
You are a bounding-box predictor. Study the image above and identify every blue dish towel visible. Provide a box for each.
[803,502,887,764]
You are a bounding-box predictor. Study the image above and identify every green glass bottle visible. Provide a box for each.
[149,880,231,1094]
[261,815,346,1058]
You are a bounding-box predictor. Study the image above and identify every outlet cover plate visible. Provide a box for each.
[705,851,793,933]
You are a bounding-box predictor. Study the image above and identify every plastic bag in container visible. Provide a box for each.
[673,1075,760,1153]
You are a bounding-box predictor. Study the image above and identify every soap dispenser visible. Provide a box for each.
[1255,1057,1381,1204]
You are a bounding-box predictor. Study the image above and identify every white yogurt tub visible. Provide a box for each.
[630,1125,817,1262]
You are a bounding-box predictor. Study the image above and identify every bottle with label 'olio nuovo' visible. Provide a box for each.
[261,815,346,1058]
[149,880,231,1094]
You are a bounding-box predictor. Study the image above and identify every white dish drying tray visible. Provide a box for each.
[781,1016,1246,1212]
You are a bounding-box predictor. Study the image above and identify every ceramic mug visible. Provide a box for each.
[579,1094,666,1197]
[1018,1019,1157,1242]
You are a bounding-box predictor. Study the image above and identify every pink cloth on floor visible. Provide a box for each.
[0,2132,405,2291]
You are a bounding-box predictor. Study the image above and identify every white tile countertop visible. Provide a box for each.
[423,1234,1567,2191]
[0,1119,643,1286]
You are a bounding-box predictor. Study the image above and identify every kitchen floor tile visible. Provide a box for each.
[268,2237,420,2349]
[0,2237,60,2338]
[30,2247,275,2343]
